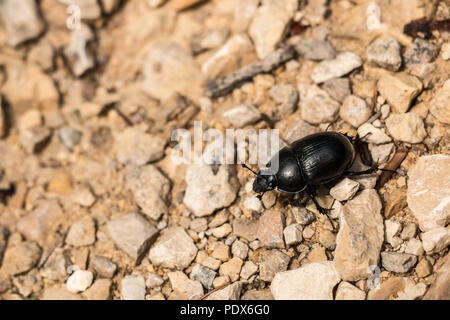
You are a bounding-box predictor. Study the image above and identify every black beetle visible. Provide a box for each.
[244,131,389,226]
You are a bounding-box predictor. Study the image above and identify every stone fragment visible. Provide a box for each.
[270,84,298,115]
[126,165,170,220]
[232,218,259,242]
[339,95,372,127]
[369,143,394,164]
[149,227,198,269]
[319,230,337,250]
[211,242,230,262]
[186,280,204,300]
[404,238,424,256]
[407,155,450,231]
[41,284,83,300]
[257,210,285,249]
[283,224,303,246]
[423,254,450,300]
[429,79,450,124]
[66,270,93,293]
[311,52,363,84]
[231,240,248,260]
[377,73,423,113]
[404,39,439,68]
[240,261,258,280]
[248,0,298,59]
[206,282,243,300]
[19,127,51,154]
[83,279,112,300]
[298,83,341,124]
[107,213,159,264]
[421,228,450,254]
[146,273,164,289]
[259,249,290,282]
[366,38,402,71]
[115,128,165,166]
[335,281,366,300]
[241,289,273,300]
[201,34,255,79]
[143,42,201,102]
[184,165,239,217]
[322,78,351,103]
[291,206,315,226]
[63,24,96,77]
[66,216,96,247]
[415,259,432,278]
[58,127,82,150]
[212,224,232,238]
[90,256,117,278]
[223,104,261,128]
[357,123,391,144]
[334,189,384,281]
[191,264,216,290]
[396,282,427,300]
[294,38,336,61]
[386,113,426,143]
[121,275,145,300]
[0,0,45,47]
[168,271,190,297]
[381,252,417,273]
[271,262,340,300]
[1,239,41,276]
[330,178,360,201]
[400,223,417,241]
[283,120,318,143]
[219,257,243,282]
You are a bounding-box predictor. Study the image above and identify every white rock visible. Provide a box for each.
[240,261,258,280]
[334,189,384,281]
[271,262,341,300]
[407,155,450,231]
[243,196,264,213]
[115,128,165,166]
[270,84,298,115]
[429,79,450,125]
[330,178,360,201]
[339,95,372,128]
[223,104,261,128]
[149,227,198,269]
[421,228,450,254]
[0,0,45,47]
[66,270,93,293]
[369,143,394,164]
[298,83,340,124]
[283,224,303,246]
[441,43,450,60]
[386,113,427,144]
[311,52,363,84]
[357,123,392,144]
[184,165,239,217]
[404,238,424,256]
[366,38,402,71]
[121,275,145,300]
[248,0,298,59]
[186,280,204,300]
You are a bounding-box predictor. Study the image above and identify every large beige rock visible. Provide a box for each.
[377,73,423,113]
[271,262,341,300]
[183,165,239,217]
[386,113,427,143]
[298,83,340,124]
[407,155,450,231]
[334,189,384,281]
[249,0,298,59]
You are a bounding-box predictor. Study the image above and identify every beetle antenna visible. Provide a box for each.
[241,164,258,175]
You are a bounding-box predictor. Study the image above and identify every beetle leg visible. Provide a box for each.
[307,186,336,231]
[345,164,396,177]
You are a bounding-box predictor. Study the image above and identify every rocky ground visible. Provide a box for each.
[0,0,449,300]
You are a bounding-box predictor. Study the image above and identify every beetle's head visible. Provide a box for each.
[253,173,277,193]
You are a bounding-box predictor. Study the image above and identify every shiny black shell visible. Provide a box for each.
[274,132,356,193]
